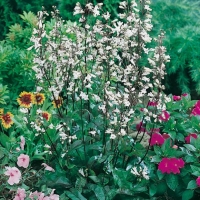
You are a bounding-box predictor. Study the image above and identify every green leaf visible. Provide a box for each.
[87,184,105,200]
[151,155,161,163]
[182,190,194,200]
[0,132,10,149]
[154,146,162,156]
[65,190,86,200]
[185,155,197,163]
[184,144,196,152]
[149,183,157,197]
[157,170,165,180]
[168,131,176,140]
[161,138,171,153]
[88,176,101,184]
[187,180,197,189]
[70,140,83,151]
[106,189,117,200]
[166,174,179,191]
[112,169,132,189]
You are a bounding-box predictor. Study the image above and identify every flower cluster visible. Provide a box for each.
[131,165,149,180]
[191,100,200,116]
[17,91,46,108]
[158,157,185,174]
[0,110,14,129]
[13,188,59,200]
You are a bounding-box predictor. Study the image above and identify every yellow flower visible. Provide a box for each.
[34,93,45,105]
[52,97,63,108]
[42,111,51,121]
[0,112,14,129]
[17,91,34,108]
[0,108,4,115]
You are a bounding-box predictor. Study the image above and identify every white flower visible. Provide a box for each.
[78,168,85,177]
[49,123,54,129]
[110,134,116,140]
[19,108,28,114]
[89,131,96,136]
[103,12,110,20]
[131,167,140,176]
[80,92,89,100]
[105,128,114,134]
[73,71,82,79]
[36,109,42,114]
[44,144,51,148]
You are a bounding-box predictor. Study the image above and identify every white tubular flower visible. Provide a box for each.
[80,92,89,100]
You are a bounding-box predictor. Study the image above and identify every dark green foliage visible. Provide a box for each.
[0,0,58,40]
[0,12,36,103]
[151,0,200,98]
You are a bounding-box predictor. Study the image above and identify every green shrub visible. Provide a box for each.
[151,0,200,98]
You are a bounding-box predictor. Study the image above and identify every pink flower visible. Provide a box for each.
[4,167,21,185]
[49,189,59,200]
[29,191,49,200]
[41,163,55,172]
[185,133,197,144]
[13,188,26,200]
[20,136,25,150]
[173,95,181,101]
[196,177,200,187]
[150,133,165,146]
[172,145,178,149]
[136,121,146,132]
[158,158,185,174]
[182,93,188,97]
[17,154,30,168]
[159,110,170,122]
[148,101,158,107]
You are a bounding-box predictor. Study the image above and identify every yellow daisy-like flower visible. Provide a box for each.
[34,93,45,105]
[0,112,14,129]
[52,97,63,108]
[17,91,34,108]
[0,108,4,116]
[42,111,51,121]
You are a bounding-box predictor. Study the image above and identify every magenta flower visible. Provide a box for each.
[162,133,170,140]
[185,133,197,144]
[13,188,26,200]
[150,133,165,146]
[159,110,170,122]
[148,101,158,107]
[182,93,188,97]
[196,177,200,187]
[192,107,200,116]
[173,95,181,101]
[20,136,25,150]
[136,121,146,132]
[158,158,171,174]
[4,167,21,185]
[158,158,185,174]
[17,154,30,168]
[191,100,200,115]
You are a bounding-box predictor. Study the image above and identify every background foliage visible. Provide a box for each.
[151,0,200,98]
